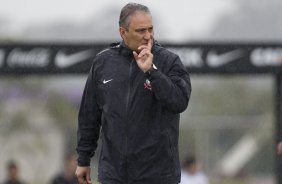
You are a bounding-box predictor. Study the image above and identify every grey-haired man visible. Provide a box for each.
[76,3,191,184]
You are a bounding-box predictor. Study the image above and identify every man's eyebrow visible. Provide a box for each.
[135,28,146,31]
[135,26,154,31]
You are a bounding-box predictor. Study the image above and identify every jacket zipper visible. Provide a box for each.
[124,59,134,183]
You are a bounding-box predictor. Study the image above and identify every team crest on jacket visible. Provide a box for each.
[144,79,152,90]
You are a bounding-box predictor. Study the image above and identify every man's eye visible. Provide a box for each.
[136,29,146,33]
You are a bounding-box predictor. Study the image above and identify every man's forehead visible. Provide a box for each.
[129,12,152,25]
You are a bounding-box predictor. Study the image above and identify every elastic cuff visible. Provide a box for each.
[77,155,91,166]
[147,68,160,81]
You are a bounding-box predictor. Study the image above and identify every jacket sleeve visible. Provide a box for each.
[76,60,102,166]
[149,55,191,113]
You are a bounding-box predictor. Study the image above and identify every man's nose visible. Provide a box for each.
[144,31,151,40]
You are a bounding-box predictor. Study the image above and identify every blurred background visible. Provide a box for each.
[0,0,281,183]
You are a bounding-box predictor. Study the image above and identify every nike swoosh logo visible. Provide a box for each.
[103,79,113,84]
[55,49,94,68]
[207,49,244,67]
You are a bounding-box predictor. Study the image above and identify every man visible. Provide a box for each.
[2,161,25,184]
[180,156,209,184]
[51,153,78,184]
[76,3,191,184]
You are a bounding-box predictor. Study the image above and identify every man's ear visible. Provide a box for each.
[119,27,126,39]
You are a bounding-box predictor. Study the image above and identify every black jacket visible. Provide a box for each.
[77,41,192,184]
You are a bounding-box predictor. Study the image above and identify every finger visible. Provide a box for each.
[138,45,148,51]
[77,176,86,184]
[147,37,152,50]
[133,51,138,60]
[86,172,92,184]
[138,49,150,58]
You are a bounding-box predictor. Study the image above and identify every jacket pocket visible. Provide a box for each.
[164,130,176,171]
[160,130,177,181]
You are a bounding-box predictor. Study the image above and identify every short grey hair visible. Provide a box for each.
[119,3,151,29]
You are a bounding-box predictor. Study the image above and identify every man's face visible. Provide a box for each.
[184,163,198,174]
[8,166,18,180]
[120,11,154,52]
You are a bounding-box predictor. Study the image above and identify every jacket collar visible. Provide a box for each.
[119,41,133,57]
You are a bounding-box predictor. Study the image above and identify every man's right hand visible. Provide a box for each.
[75,166,92,184]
